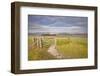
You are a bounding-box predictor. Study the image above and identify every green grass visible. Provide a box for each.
[28,47,56,60]
[56,37,88,59]
[28,35,88,60]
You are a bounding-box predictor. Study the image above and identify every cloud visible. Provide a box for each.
[28,15,88,34]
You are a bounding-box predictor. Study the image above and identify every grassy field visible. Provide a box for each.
[56,37,88,59]
[28,35,88,60]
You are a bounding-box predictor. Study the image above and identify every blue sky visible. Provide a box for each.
[28,15,88,34]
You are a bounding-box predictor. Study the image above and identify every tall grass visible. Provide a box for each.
[28,36,56,60]
[56,37,88,59]
[28,35,88,60]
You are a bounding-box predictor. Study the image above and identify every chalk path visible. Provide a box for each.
[47,45,63,58]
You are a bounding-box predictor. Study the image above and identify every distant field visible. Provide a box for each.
[28,35,88,60]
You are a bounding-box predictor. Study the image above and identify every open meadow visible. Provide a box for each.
[28,35,88,60]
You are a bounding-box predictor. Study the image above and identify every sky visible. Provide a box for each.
[28,15,88,34]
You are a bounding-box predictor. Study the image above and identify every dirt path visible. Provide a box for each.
[47,45,63,58]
